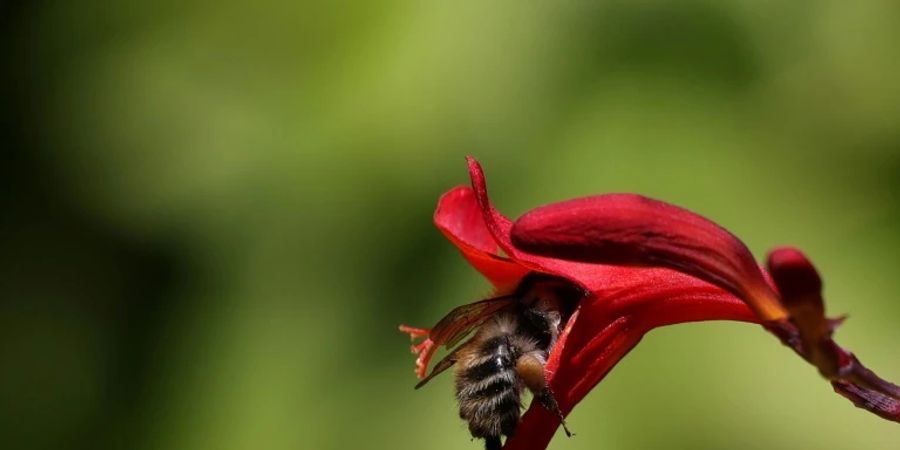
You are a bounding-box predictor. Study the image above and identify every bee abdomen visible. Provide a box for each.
[456,337,522,438]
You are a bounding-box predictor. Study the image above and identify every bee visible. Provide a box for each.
[413,274,585,450]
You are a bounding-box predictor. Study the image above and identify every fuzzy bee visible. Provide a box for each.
[412,274,585,450]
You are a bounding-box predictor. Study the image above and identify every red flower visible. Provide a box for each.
[401,157,899,450]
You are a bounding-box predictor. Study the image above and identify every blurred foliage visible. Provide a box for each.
[1,1,899,449]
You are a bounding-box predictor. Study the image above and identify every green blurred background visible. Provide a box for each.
[2,1,899,449]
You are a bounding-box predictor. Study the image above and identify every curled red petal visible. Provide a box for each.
[434,185,529,289]
[435,186,498,254]
[509,194,788,321]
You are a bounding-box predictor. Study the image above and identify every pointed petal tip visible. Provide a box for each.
[465,155,482,177]
[765,247,840,377]
[466,156,487,191]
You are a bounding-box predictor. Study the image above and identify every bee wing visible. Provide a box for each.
[430,294,517,349]
[412,294,517,388]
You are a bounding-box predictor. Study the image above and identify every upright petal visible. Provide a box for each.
[434,185,528,289]
[435,185,498,254]
[465,157,653,293]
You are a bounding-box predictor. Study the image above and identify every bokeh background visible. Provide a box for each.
[2,1,899,449]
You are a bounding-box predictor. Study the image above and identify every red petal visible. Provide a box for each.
[435,186,499,254]
[509,193,788,321]
[434,185,528,289]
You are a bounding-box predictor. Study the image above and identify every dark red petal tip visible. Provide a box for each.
[511,194,788,321]
[766,247,832,372]
[767,247,823,302]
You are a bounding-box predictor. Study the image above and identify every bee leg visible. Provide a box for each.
[484,436,502,450]
[534,386,573,438]
[515,352,574,438]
